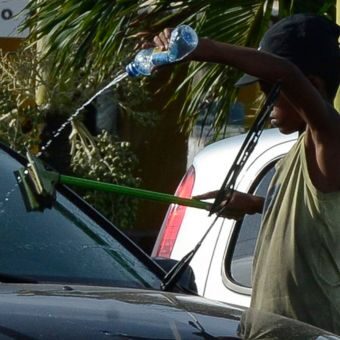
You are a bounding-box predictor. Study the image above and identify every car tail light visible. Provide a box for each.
[152,166,196,258]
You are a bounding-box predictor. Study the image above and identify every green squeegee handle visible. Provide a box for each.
[59,175,209,211]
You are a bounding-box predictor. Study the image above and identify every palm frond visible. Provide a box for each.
[175,0,271,138]
[22,0,336,137]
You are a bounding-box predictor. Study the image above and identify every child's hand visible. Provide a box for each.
[194,190,263,220]
[144,28,201,60]
[152,28,172,51]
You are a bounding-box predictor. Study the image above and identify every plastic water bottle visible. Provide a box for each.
[126,25,198,77]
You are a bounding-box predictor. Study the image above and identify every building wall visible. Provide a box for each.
[0,0,27,51]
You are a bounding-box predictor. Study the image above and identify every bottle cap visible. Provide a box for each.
[125,63,139,77]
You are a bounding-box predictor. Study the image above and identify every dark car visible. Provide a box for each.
[0,143,338,339]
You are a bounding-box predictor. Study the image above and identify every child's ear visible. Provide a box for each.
[307,75,328,99]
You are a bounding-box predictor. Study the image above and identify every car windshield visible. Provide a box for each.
[0,147,161,289]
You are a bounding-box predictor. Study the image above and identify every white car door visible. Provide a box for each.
[203,138,297,307]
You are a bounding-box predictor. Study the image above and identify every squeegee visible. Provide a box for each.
[15,152,210,212]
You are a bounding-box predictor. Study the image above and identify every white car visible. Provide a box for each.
[152,128,298,307]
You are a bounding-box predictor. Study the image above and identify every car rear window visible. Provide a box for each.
[228,164,276,288]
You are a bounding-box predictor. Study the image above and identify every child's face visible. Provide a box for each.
[271,95,305,134]
[259,81,305,134]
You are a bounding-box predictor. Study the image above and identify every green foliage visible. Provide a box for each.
[118,76,160,128]
[70,123,140,229]
[22,0,270,137]
[279,0,335,18]
[22,0,336,139]
[0,45,44,153]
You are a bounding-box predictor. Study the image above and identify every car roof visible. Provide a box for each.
[193,128,298,167]
[189,128,298,197]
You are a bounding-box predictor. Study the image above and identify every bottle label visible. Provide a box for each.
[151,49,170,66]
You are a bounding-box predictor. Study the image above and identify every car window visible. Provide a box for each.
[0,148,161,289]
[227,164,276,288]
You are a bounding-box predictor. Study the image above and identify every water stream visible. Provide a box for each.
[37,71,128,156]
[1,71,129,211]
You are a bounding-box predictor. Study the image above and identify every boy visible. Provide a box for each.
[152,14,340,333]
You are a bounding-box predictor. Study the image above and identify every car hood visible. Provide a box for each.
[0,284,338,339]
[0,283,242,339]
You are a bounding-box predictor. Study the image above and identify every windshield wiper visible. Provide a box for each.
[0,273,38,283]
[209,82,281,216]
[161,82,281,292]
[161,215,219,291]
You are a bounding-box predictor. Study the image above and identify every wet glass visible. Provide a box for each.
[0,148,160,289]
